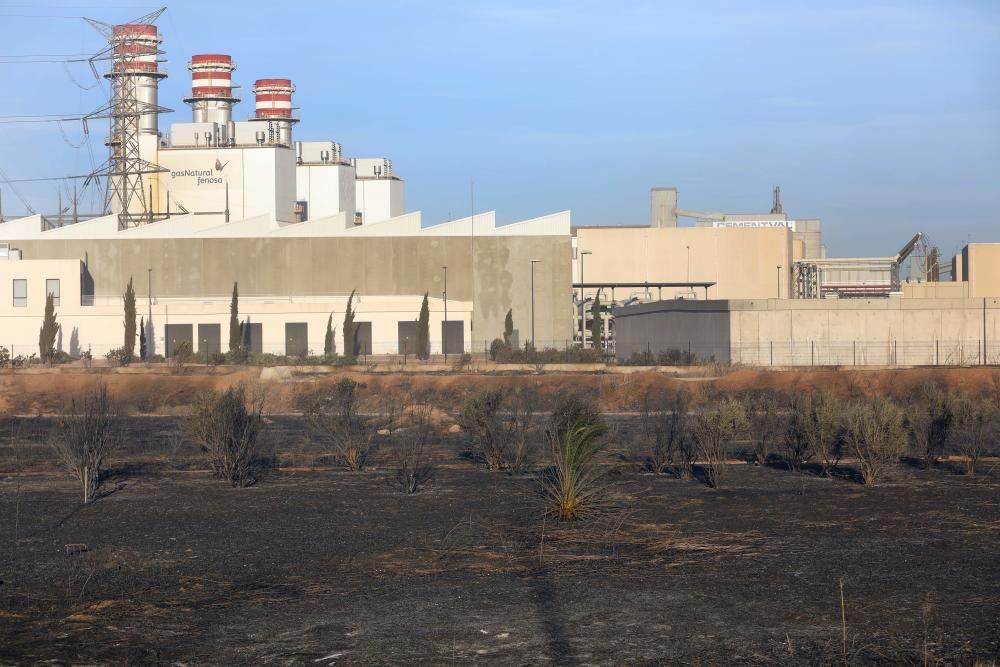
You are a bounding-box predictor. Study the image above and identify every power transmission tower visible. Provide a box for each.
[82,8,171,230]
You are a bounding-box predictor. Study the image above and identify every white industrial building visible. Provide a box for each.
[0,23,574,359]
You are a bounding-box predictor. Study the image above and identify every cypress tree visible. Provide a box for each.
[39,293,58,361]
[123,276,136,360]
[343,289,356,357]
[324,313,335,357]
[139,317,147,361]
[416,292,430,360]
[228,282,240,353]
[503,308,514,347]
[590,292,602,351]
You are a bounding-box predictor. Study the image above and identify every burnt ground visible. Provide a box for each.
[1,417,999,665]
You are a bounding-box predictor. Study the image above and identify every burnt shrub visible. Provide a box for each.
[50,383,118,504]
[185,383,266,488]
[693,397,749,488]
[549,394,604,445]
[953,395,996,475]
[305,378,385,471]
[905,381,954,468]
[392,403,435,494]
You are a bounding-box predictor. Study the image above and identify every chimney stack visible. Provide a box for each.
[250,78,298,146]
[184,54,240,126]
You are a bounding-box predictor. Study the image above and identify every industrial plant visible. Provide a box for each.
[0,10,997,365]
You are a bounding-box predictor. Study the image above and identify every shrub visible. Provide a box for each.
[842,397,906,486]
[49,384,117,504]
[505,385,538,474]
[812,392,842,475]
[105,347,132,367]
[0,346,9,368]
[785,392,840,474]
[305,378,384,471]
[392,403,434,493]
[745,392,782,466]
[953,396,996,475]
[549,394,603,445]
[693,397,749,488]
[638,388,693,475]
[184,384,265,487]
[459,389,508,470]
[905,381,954,468]
[171,341,193,368]
[543,423,610,521]
[489,337,508,361]
[208,352,227,365]
[48,350,73,365]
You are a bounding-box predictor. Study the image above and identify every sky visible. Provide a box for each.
[0,0,997,259]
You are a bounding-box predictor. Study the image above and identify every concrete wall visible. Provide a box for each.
[574,226,793,300]
[650,188,677,228]
[8,234,573,348]
[613,297,1000,366]
[902,281,970,299]
[966,243,1000,297]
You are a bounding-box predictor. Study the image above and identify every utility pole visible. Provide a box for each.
[580,250,592,348]
[777,265,782,299]
[442,265,448,359]
[147,267,152,323]
[530,259,541,348]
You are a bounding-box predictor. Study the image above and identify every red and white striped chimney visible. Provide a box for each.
[105,24,166,135]
[184,54,240,125]
[250,78,298,146]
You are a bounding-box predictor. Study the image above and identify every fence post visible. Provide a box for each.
[853,340,856,366]
[811,340,814,366]
[770,340,773,366]
[936,340,939,366]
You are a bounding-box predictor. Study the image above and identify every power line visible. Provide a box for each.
[0,52,94,58]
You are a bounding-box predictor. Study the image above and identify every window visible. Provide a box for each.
[12,279,26,307]
[46,279,60,306]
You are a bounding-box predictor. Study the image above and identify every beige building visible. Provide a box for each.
[0,210,573,358]
[573,226,794,301]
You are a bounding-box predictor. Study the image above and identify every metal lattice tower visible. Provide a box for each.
[83,9,170,230]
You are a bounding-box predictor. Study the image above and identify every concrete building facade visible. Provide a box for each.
[614,297,1000,366]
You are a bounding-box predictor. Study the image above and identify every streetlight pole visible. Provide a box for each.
[530,259,541,349]
[776,265,782,298]
[580,250,592,348]
[686,245,691,283]
[441,265,448,359]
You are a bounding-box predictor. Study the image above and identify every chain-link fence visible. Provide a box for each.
[620,339,1000,367]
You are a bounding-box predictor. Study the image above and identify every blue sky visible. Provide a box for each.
[0,0,997,258]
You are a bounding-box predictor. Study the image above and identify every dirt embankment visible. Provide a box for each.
[0,365,997,415]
